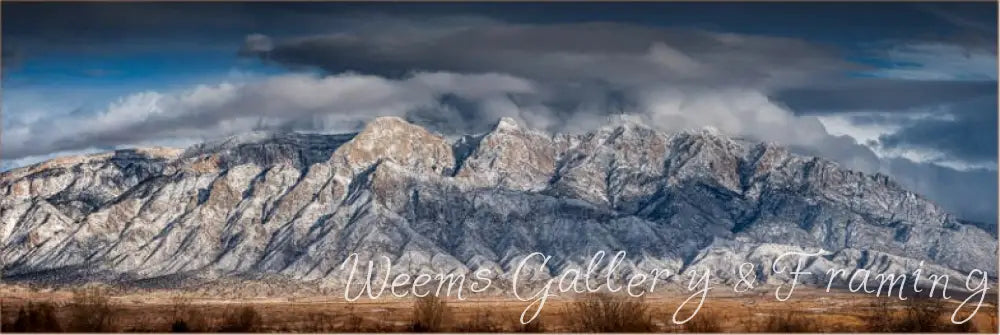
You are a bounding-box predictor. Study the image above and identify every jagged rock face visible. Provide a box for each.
[454,117,559,191]
[332,116,455,176]
[1,116,995,288]
[180,131,354,172]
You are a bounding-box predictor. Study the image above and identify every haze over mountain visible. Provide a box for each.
[1,116,994,294]
[4,3,997,228]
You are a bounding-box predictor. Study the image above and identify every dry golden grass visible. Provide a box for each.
[759,311,817,332]
[864,297,979,333]
[565,293,656,332]
[1,286,996,333]
[681,309,724,333]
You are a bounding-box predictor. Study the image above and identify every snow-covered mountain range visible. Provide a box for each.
[1,116,995,292]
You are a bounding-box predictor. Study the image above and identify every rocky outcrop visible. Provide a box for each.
[1,116,994,290]
[454,117,560,191]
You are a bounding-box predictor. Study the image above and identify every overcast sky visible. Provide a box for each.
[2,2,996,223]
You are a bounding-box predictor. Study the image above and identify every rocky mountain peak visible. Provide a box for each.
[0,116,994,291]
[452,117,559,190]
[493,116,524,133]
[330,116,455,176]
[360,116,414,133]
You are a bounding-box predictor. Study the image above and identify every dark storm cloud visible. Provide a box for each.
[231,15,998,224]
[2,2,502,62]
[1,47,23,72]
[2,3,253,56]
[249,21,857,90]
[779,80,997,168]
[248,18,996,166]
[878,97,998,165]
[2,3,995,223]
[774,79,996,113]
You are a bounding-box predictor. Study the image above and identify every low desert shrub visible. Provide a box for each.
[168,296,211,332]
[566,293,655,332]
[759,312,816,332]
[2,302,63,332]
[502,309,545,333]
[410,295,449,332]
[67,287,118,332]
[302,312,340,332]
[342,305,365,332]
[681,309,723,333]
[865,297,974,332]
[453,309,503,332]
[218,305,261,332]
[513,316,545,333]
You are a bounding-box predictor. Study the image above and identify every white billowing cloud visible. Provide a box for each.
[4,14,994,223]
[645,43,704,77]
[640,88,827,144]
[632,87,886,174]
[2,72,535,160]
[4,69,875,175]
[815,109,996,171]
[1,70,883,176]
[238,18,993,174]
[3,69,995,224]
[242,17,995,176]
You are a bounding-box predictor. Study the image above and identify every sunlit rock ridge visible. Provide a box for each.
[1,116,995,292]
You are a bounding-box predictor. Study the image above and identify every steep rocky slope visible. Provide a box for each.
[1,116,995,291]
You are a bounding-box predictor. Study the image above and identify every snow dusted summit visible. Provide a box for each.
[1,116,995,292]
